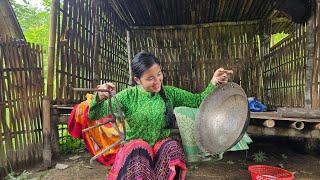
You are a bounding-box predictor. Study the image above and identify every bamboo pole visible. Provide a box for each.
[130,20,261,30]
[92,0,101,88]
[290,121,305,130]
[43,0,58,167]
[314,123,320,130]
[127,30,133,85]
[263,119,275,128]
[47,0,58,100]
[130,18,290,30]
[0,52,8,172]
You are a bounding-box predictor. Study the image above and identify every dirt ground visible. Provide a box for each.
[25,137,320,180]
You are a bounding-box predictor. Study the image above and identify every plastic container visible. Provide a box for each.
[248,165,294,180]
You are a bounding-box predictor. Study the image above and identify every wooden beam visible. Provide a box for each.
[250,111,320,122]
[271,17,291,24]
[277,107,320,119]
[130,20,261,30]
[129,17,290,30]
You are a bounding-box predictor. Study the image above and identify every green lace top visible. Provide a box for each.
[88,84,215,145]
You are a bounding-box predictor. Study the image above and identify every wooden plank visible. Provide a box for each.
[250,112,320,122]
[42,97,51,168]
[277,107,320,118]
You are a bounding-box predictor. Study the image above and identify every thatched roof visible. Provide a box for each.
[0,0,24,39]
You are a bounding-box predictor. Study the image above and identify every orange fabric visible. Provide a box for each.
[68,94,123,163]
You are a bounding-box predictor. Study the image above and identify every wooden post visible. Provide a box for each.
[50,108,60,157]
[43,0,58,167]
[92,0,101,88]
[42,97,51,168]
[259,19,271,104]
[305,8,315,109]
[312,0,320,109]
[127,30,133,85]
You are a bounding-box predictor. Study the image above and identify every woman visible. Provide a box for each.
[88,51,232,180]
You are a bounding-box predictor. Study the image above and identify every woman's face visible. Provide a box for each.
[135,64,163,93]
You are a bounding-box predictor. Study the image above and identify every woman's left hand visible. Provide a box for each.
[211,68,233,85]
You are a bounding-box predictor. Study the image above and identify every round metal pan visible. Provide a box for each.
[195,82,249,155]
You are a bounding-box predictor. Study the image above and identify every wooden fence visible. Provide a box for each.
[0,37,44,177]
[53,0,130,105]
[262,25,307,109]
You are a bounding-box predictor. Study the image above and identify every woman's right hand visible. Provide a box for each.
[97,83,116,101]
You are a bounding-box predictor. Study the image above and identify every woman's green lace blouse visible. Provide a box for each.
[88,84,215,145]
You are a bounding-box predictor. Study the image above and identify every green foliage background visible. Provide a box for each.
[10,0,50,50]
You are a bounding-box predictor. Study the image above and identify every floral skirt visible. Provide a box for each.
[107,138,187,180]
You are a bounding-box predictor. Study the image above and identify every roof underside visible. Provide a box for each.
[0,0,24,39]
[109,0,286,27]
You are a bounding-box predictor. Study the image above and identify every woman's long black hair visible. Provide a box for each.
[131,51,175,129]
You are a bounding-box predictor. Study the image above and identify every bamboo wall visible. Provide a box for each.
[54,0,129,105]
[130,25,261,98]
[262,25,307,109]
[0,37,44,177]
